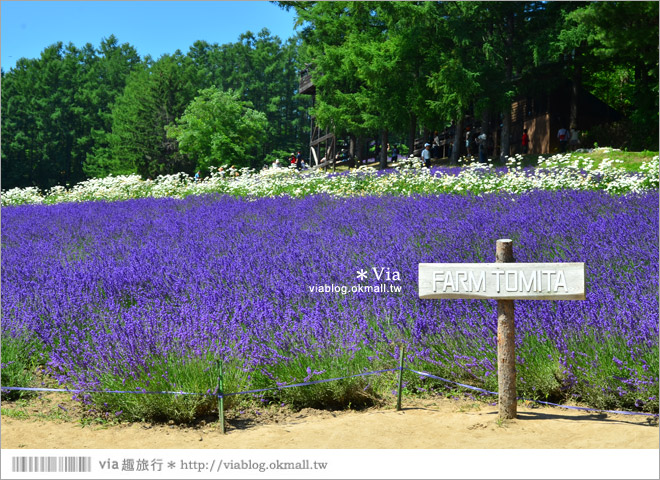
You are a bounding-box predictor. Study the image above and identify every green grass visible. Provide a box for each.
[571,149,657,171]
[2,300,657,422]
[399,329,658,414]
[77,327,657,421]
[452,149,657,172]
[0,407,30,419]
[247,347,397,410]
[1,334,44,400]
[516,335,565,402]
[87,345,400,422]
[289,150,656,172]
[4,330,658,423]
[562,331,659,412]
[89,352,247,424]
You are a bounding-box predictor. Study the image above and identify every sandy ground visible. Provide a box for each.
[2,396,658,449]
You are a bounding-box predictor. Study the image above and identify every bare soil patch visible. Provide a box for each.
[1,392,657,449]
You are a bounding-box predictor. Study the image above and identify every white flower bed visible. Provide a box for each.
[2,153,658,206]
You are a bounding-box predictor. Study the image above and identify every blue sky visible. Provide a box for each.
[1,1,299,71]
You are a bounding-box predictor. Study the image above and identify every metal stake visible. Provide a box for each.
[396,344,405,411]
[217,360,225,434]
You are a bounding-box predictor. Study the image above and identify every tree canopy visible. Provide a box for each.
[166,87,268,171]
[285,0,658,158]
[1,2,657,190]
[2,30,308,189]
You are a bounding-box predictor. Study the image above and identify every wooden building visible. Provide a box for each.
[299,71,336,167]
[510,80,621,155]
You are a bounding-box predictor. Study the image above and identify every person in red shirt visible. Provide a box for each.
[521,129,529,154]
[557,127,569,153]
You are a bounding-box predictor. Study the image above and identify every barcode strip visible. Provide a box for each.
[12,456,91,473]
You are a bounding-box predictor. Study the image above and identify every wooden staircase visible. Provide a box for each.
[299,71,336,168]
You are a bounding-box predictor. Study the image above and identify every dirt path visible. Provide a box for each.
[2,397,657,449]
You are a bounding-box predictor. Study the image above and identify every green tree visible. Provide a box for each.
[426,2,483,163]
[559,1,659,150]
[185,30,309,160]
[165,87,268,170]
[83,36,142,177]
[109,52,198,178]
[289,2,379,160]
[1,42,84,189]
[1,58,41,188]
[288,2,429,166]
[427,2,586,161]
[353,2,439,167]
[3,30,306,188]
[1,36,141,189]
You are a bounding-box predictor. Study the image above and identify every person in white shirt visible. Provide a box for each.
[422,143,432,168]
[476,130,488,163]
[569,128,580,151]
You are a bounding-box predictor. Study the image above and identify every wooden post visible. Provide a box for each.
[419,246,586,424]
[496,239,517,419]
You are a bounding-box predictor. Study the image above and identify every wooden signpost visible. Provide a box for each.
[418,239,586,420]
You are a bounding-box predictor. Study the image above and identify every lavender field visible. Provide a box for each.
[2,191,658,421]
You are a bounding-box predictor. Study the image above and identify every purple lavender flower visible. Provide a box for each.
[1,191,657,410]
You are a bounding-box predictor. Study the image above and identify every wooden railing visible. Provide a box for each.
[299,73,315,95]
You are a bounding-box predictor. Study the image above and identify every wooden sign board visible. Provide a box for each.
[419,262,585,300]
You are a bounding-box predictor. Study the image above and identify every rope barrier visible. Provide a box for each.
[407,368,499,396]
[2,366,657,418]
[0,386,208,396]
[222,368,400,397]
[406,368,659,418]
[0,368,400,398]
[517,397,660,418]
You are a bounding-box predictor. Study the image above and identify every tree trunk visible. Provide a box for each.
[451,116,463,164]
[500,10,515,162]
[480,108,491,163]
[423,127,431,145]
[481,108,490,136]
[356,136,367,164]
[570,50,582,130]
[379,129,389,170]
[631,63,650,149]
[348,135,356,168]
[407,113,417,157]
[501,110,511,161]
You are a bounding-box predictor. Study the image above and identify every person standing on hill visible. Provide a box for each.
[296,151,303,171]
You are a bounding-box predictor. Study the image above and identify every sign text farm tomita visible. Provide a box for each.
[418,239,586,420]
[418,263,586,300]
